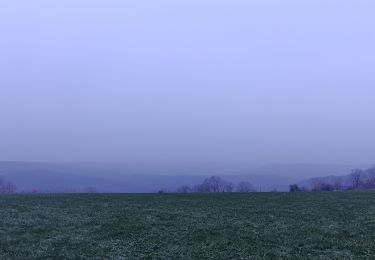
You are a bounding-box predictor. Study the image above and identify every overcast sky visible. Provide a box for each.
[0,1,374,164]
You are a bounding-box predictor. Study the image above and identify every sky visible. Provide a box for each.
[0,1,374,165]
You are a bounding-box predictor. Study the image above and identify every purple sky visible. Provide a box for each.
[1,1,375,164]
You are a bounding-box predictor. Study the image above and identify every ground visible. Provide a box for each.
[1,192,375,259]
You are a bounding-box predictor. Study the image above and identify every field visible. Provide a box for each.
[1,192,375,259]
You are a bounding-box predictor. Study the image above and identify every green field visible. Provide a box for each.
[1,192,375,259]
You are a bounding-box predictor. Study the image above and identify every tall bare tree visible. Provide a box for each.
[350,169,363,190]
[365,166,375,189]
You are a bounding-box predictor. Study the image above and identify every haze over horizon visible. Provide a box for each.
[1,1,375,165]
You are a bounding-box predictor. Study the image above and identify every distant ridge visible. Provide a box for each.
[0,161,361,193]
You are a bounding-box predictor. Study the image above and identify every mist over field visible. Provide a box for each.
[0,1,374,196]
[1,1,375,168]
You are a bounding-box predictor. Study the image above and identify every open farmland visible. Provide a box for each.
[1,192,375,259]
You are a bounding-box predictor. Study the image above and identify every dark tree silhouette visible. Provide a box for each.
[196,176,229,192]
[289,184,300,192]
[364,166,375,189]
[350,169,363,190]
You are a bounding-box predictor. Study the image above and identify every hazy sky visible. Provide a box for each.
[1,1,374,164]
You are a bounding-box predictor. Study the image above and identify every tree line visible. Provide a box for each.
[290,165,375,192]
[4,165,375,194]
[171,176,256,193]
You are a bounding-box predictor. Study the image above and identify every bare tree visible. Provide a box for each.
[365,166,375,189]
[236,181,255,192]
[350,169,363,190]
[196,176,228,193]
[289,184,300,192]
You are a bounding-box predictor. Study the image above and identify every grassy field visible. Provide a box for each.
[1,192,375,259]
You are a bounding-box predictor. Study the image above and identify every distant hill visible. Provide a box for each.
[0,161,361,192]
[245,163,357,178]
